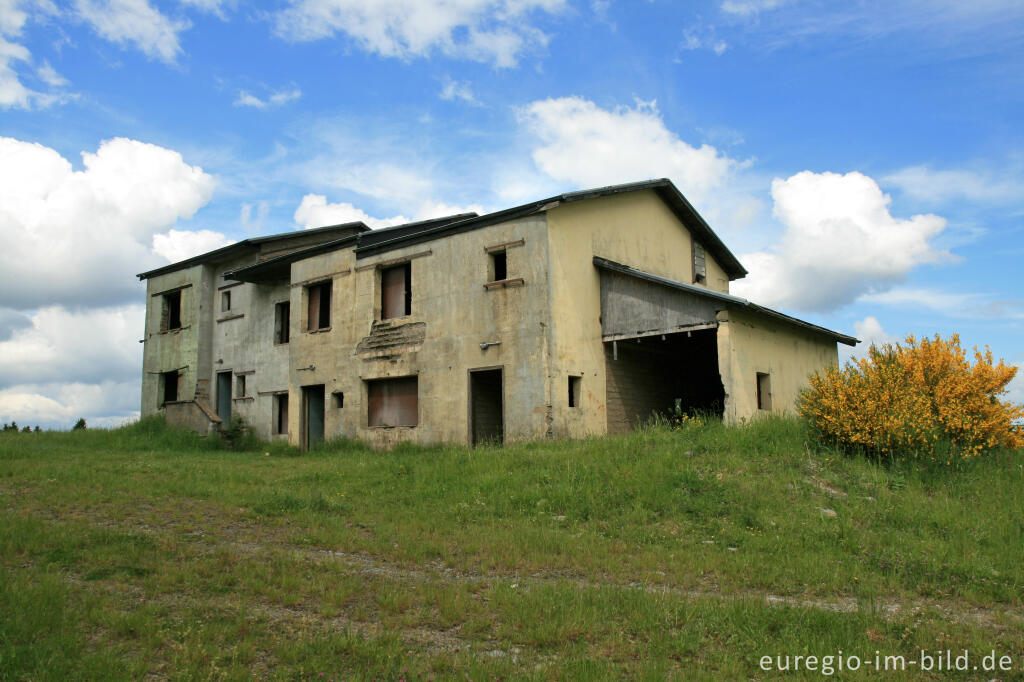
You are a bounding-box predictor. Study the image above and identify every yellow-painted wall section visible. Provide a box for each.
[716,307,839,421]
[543,190,731,438]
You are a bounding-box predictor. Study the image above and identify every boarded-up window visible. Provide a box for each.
[568,375,581,408]
[381,263,411,320]
[162,290,182,331]
[221,290,231,312]
[693,241,706,284]
[490,250,507,282]
[274,301,290,344]
[756,372,772,411]
[161,371,178,406]
[274,393,289,434]
[306,281,332,331]
[367,376,418,427]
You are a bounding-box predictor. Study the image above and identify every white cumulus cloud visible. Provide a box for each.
[76,0,188,64]
[519,96,739,209]
[274,0,566,68]
[234,87,302,109]
[0,136,215,308]
[732,170,949,312]
[152,228,233,263]
[294,194,483,230]
[294,193,409,229]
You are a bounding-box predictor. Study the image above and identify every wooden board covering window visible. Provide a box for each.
[381,263,411,319]
[367,376,418,427]
[306,281,331,331]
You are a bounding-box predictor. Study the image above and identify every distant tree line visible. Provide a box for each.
[2,418,87,433]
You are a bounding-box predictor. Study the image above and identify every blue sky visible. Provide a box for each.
[0,0,1021,428]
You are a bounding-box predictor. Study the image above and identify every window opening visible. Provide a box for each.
[306,281,332,331]
[275,301,290,343]
[569,376,582,408]
[490,250,507,281]
[162,290,182,331]
[367,376,418,427]
[381,263,411,319]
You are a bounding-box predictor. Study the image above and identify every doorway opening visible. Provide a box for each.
[604,328,724,433]
[302,384,325,450]
[216,371,232,423]
[469,368,504,446]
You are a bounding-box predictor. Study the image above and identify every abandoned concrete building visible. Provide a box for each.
[138,178,856,448]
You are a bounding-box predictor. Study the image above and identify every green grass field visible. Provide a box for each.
[1,416,1021,680]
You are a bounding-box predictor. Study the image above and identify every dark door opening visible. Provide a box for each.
[303,384,325,449]
[470,368,503,446]
[604,328,724,433]
[216,371,232,423]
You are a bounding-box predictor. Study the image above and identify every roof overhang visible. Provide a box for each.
[593,256,857,346]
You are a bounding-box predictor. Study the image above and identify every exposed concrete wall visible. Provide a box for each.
[207,259,293,440]
[164,400,221,436]
[716,306,839,421]
[141,265,207,417]
[286,215,552,448]
[543,190,732,439]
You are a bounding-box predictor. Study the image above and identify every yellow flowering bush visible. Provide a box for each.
[799,334,1023,459]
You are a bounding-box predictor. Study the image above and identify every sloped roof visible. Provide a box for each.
[353,179,748,280]
[136,221,370,280]
[593,256,857,346]
[223,213,479,283]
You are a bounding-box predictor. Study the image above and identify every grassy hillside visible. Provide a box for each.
[1,417,1021,680]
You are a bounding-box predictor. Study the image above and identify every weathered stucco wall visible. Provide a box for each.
[141,264,212,418]
[286,215,552,448]
[543,190,732,438]
[716,306,839,421]
[208,258,292,440]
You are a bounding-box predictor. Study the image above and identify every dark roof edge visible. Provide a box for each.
[355,203,549,259]
[224,213,480,282]
[354,179,747,280]
[137,222,368,280]
[592,257,857,346]
[224,234,360,282]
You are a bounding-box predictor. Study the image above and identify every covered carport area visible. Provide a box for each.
[595,257,730,433]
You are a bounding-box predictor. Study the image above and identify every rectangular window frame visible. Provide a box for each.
[161,370,178,406]
[162,290,182,331]
[568,375,582,408]
[756,372,772,411]
[366,376,418,428]
[489,250,508,282]
[221,290,231,313]
[274,393,289,435]
[274,300,291,344]
[380,262,412,320]
[306,280,332,332]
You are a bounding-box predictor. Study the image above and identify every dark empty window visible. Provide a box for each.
[693,241,707,284]
[221,290,231,312]
[367,376,418,427]
[274,393,289,434]
[236,374,246,398]
[569,376,582,408]
[490,250,507,281]
[274,300,290,343]
[381,262,411,320]
[161,371,178,405]
[333,391,344,408]
[306,281,332,331]
[756,373,772,411]
[162,290,182,331]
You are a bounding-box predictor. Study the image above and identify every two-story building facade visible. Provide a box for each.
[138,179,856,448]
